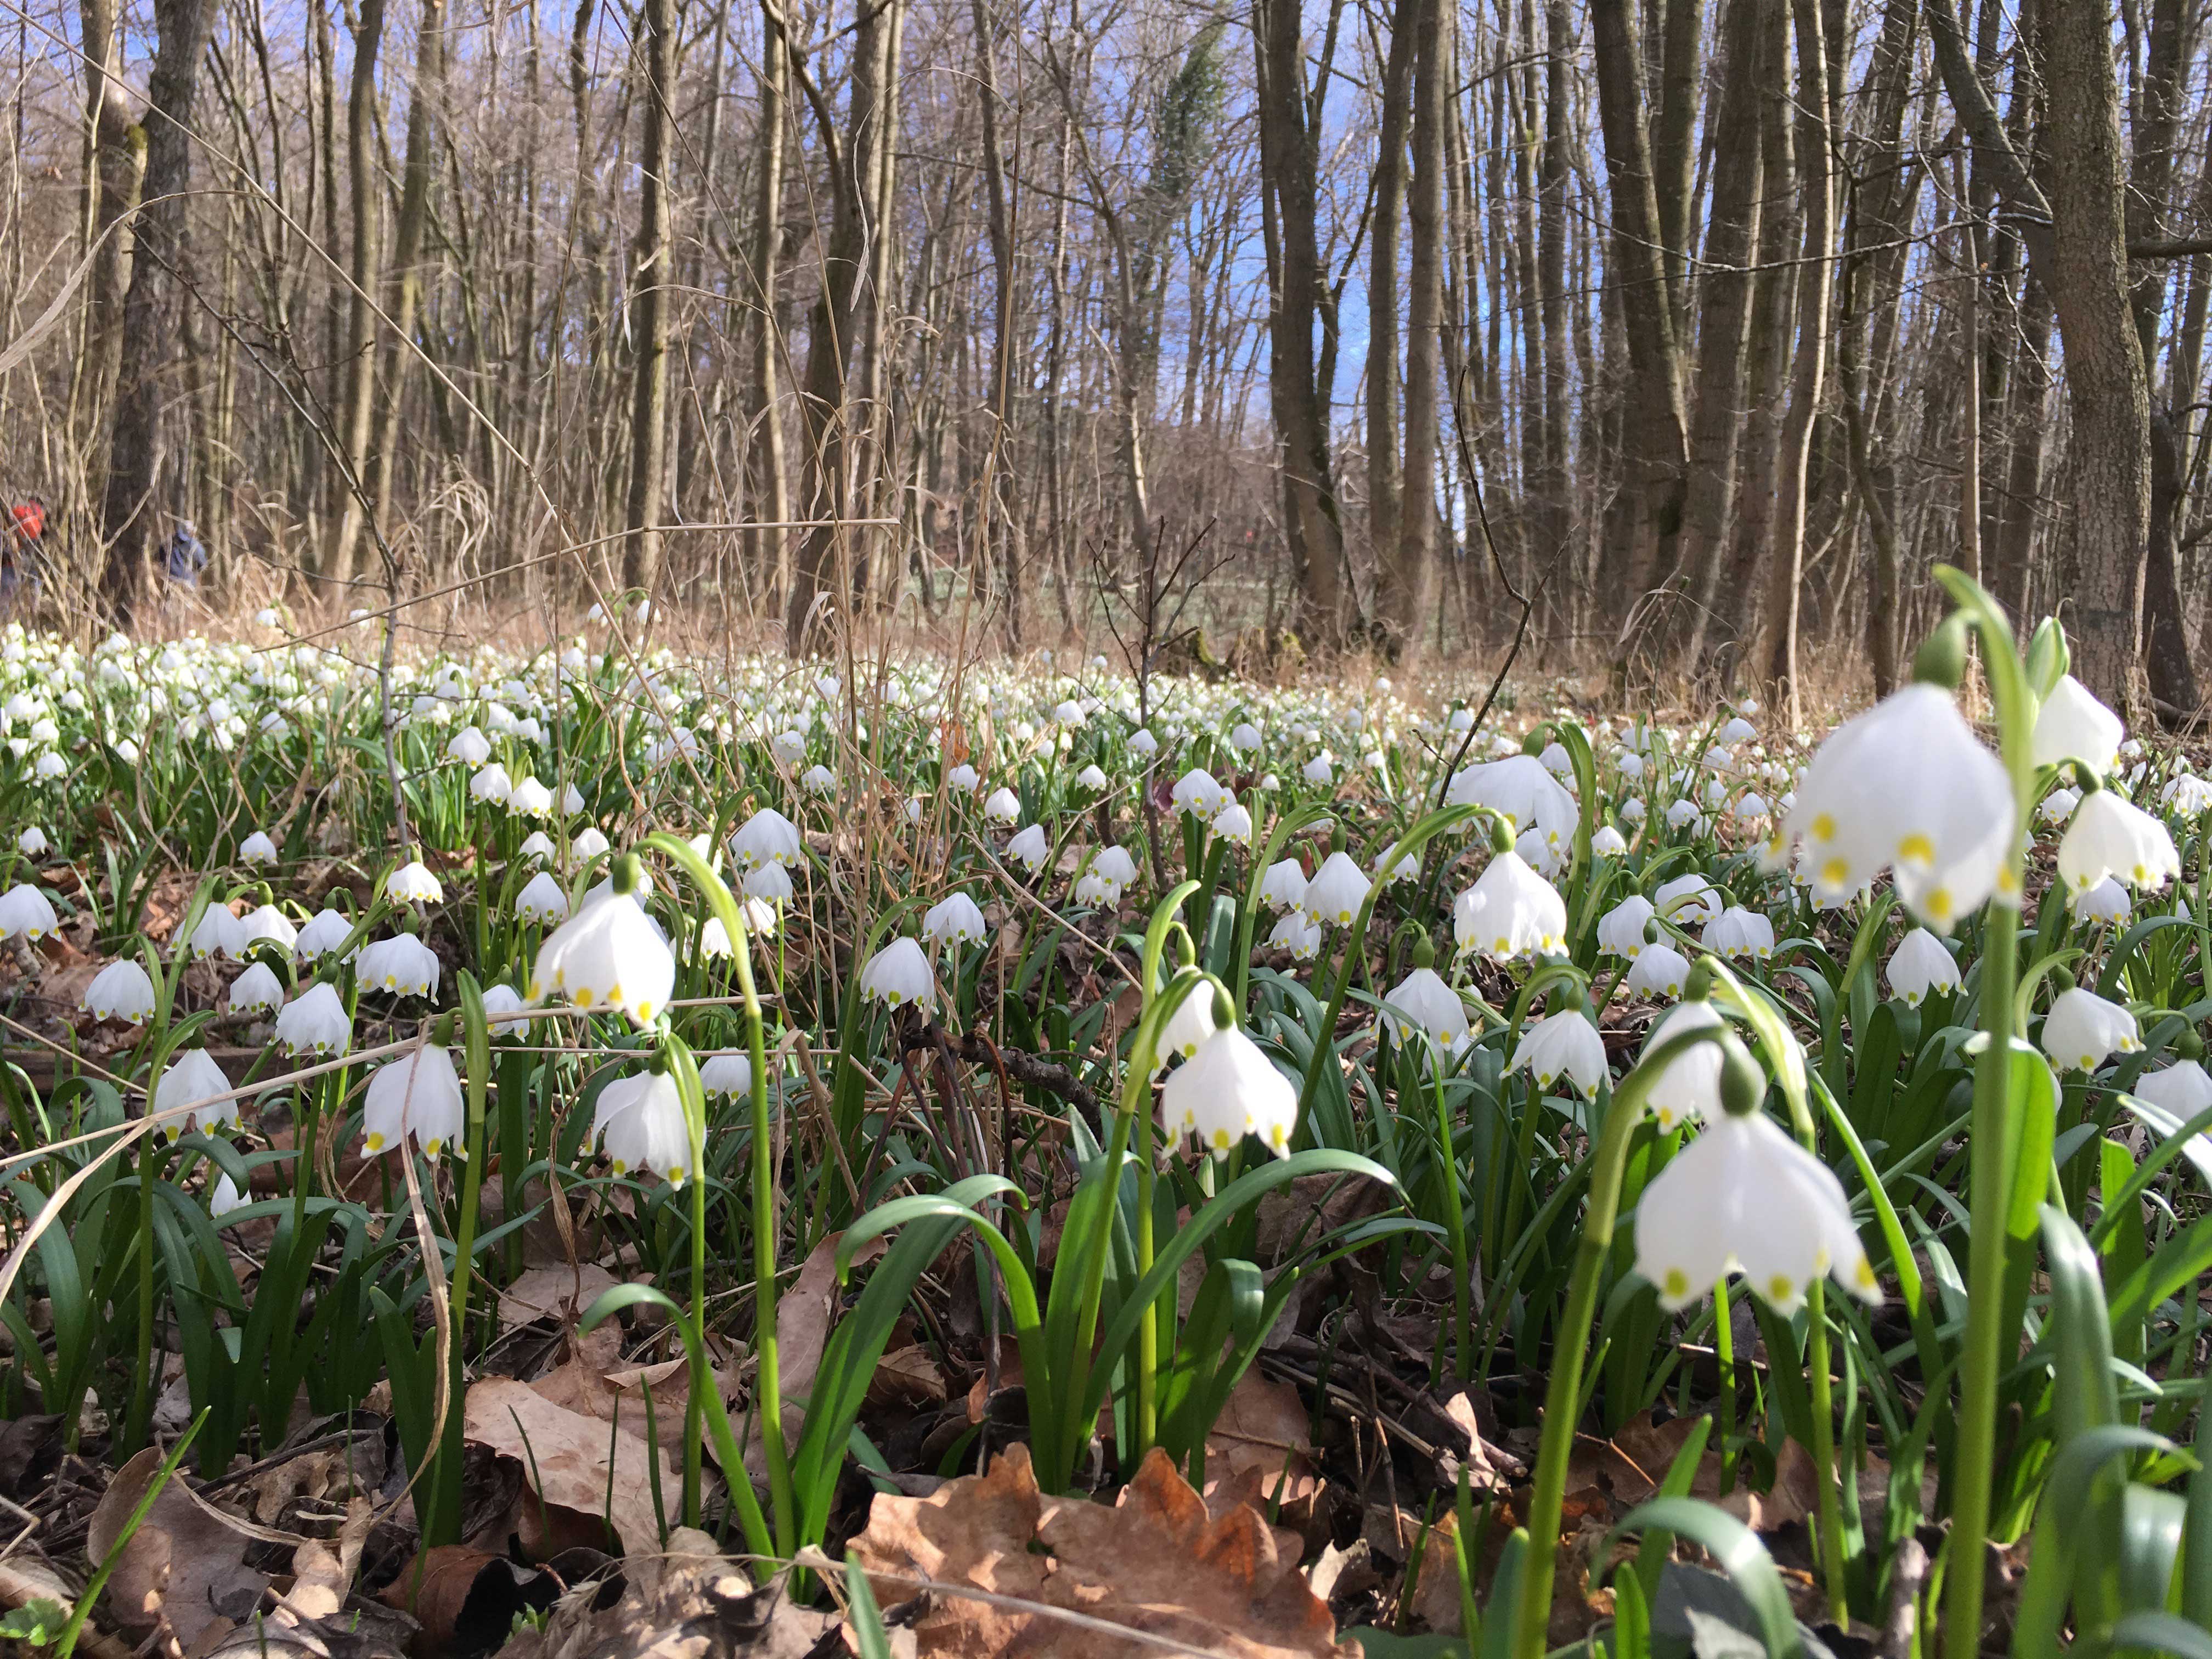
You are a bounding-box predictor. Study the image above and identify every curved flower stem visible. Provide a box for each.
[1511,1023,1725,1659]
[1929,566,2038,1659]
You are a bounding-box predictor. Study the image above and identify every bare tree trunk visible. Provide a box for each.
[748,2,791,610]
[1384,0,1443,654]
[1760,0,1832,720]
[99,0,211,625]
[970,0,1026,647]
[1365,0,1414,641]
[622,0,675,593]
[370,0,445,546]
[330,0,388,585]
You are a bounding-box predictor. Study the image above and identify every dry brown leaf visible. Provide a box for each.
[869,1344,950,1408]
[383,1546,559,1652]
[1201,1369,1323,1530]
[85,1447,269,1651]
[278,1497,374,1623]
[464,1378,684,1589]
[746,1231,887,1479]
[497,1263,620,1327]
[849,1441,1358,1658]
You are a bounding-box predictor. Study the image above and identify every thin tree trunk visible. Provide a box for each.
[622,0,675,593]
[330,0,388,585]
[370,0,445,546]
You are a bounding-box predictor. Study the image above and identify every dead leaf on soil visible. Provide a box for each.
[746,1231,887,1479]
[86,1446,270,1651]
[1201,1369,1324,1532]
[497,1263,620,1328]
[849,1441,1359,1658]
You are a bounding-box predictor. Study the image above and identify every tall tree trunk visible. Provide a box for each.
[329,0,388,584]
[75,0,139,447]
[1365,0,1415,640]
[970,0,1026,646]
[370,0,445,547]
[747,2,791,609]
[1384,0,1443,654]
[1254,0,1344,647]
[1760,0,1832,720]
[99,0,211,625]
[622,0,675,594]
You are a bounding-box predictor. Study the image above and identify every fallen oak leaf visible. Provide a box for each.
[382,1547,560,1654]
[84,1447,270,1652]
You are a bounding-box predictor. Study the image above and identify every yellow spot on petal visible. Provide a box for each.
[1768,1275,1796,1302]
[611,1159,628,1175]
[364,1132,386,1153]
[1925,887,1954,922]
[1811,813,1836,842]
[1821,857,1849,887]
[1663,1268,1690,1299]
[423,1138,443,1158]
[1897,833,1935,866]
[1210,1128,1232,1149]
[1854,1257,1878,1290]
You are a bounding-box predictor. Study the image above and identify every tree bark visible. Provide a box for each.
[370,0,446,547]
[329,0,388,584]
[622,0,676,594]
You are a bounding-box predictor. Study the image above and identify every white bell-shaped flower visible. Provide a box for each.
[1267,912,1322,960]
[2039,787,2081,826]
[1301,756,1334,786]
[944,763,980,793]
[1514,827,1561,879]
[1634,1109,1879,1314]
[1007,823,1049,874]
[2057,789,2179,895]
[357,934,441,998]
[470,763,514,805]
[239,831,278,865]
[1446,754,1578,850]
[742,861,794,902]
[1171,767,1231,819]
[1091,846,1138,896]
[572,826,611,862]
[595,1070,695,1186]
[227,960,285,1017]
[2041,985,2142,1074]
[1229,721,1263,753]
[1778,682,2015,930]
[516,871,571,926]
[507,775,555,818]
[1598,895,1657,961]
[1074,871,1116,907]
[698,1051,754,1100]
[1655,875,1723,927]
[2072,877,2132,925]
[1666,798,1706,834]
[83,958,157,1023]
[529,887,675,1027]
[2135,1055,2212,1115]
[17,826,48,858]
[447,725,492,765]
[1703,906,1774,962]
[1640,998,1726,1131]
[481,981,529,1034]
[1513,1009,1608,1095]
[157,1048,239,1139]
[2032,674,2123,776]
[984,787,1022,825]
[188,905,245,961]
[1380,966,1470,1051]
[1592,825,1628,857]
[1075,764,1108,792]
[692,916,735,961]
[2160,773,2212,816]
[1161,1025,1299,1158]
[1259,859,1307,913]
[860,936,936,1012]
[294,907,354,963]
[1212,803,1255,845]
[208,1171,246,1220]
[1884,928,1960,1006]
[387,861,444,905]
[1452,852,1566,963]
[362,1044,465,1158]
[1302,850,1373,929]
[241,904,297,952]
[1157,984,1222,1063]
[1626,941,1692,1001]
[275,981,353,1057]
[732,808,804,870]
[924,891,989,947]
[800,764,837,796]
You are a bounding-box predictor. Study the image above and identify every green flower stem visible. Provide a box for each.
[1511,1022,1724,1659]
[429,979,494,1547]
[1803,1283,1847,1624]
[1425,1055,1472,1383]
[662,1033,710,1526]
[1930,565,2038,1659]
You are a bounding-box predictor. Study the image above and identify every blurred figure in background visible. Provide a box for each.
[2,496,46,614]
[163,518,207,589]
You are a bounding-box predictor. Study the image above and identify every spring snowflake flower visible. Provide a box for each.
[1213,803,1255,845]
[479,981,529,1033]
[1075,764,1108,792]
[1162,1025,1299,1158]
[1303,851,1373,929]
[742,862,794,904]
[698,1051,754,1100]
[0,883,57,942]
[2041,985,2141,1074]
[1640,998,1726,1130]
[447,725,492,766]
[1007,823,1049,874]
[2073,877,2132,925]
[362,1044,465,1158]
[208,1171,246,1220]
[156,1049,239,1138]
[82,958,156,1023]
[1089,845,1138,899]
[1513,1009,1608,1094]
[1259,859,1307,913]
[945,764,980,794]
[241,905,297,952]
[1268,911,1323,960]
[357,934,441,998]
[1172,768,1232,818]
[1514,827,1562,878]
[33,754,63,781]
[274,981,352,1057]
[1595,895,1656,962]
[2160,773,2212,816]
[1733,793,1770,823]
[798,764,836,796]
[1379,964,1470,1050]
[227,961,285,1017]
[692,916,736,961]
[1703,906,1775,962]
[1446,754,1578,850]
[516,831,556,864]
[1776,682,2015,930]
[515,872,570,927]
[529,883,675,1028]
[2032,674,2124,776]
[1884,929,1960,1006]
[294,907,354,963]
[1453,852,1566,963]
[984,787,1022,825]
[1656,875,1724,926]
[469,763,514,806]
[924,891,988,947]
[1129,727,1159,756]
[572,826,611,862]
[1229,721,1263,754]
[1302,756,1334,786]
[1626,941,1692,1002]
[2134,1056,2212,1115]
[239,831,278,865]
[188,905,246,961]
[16,826,47,859]
[2039,787,2081,826]
[1158,985,1221,1063]
[1635,1108,1879,1314]
[731,808,804,871]
[2057,789,2179,895]
[593,1070,693,1186]
[1592,825,1628,857]
[861,936,935,1012]
[507,775,555,818]
[387,861,444,905]
[1666,798,1706,833]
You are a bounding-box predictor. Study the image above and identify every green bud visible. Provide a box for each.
[1644,917,1662,946]
[1330,822,1347,855]
[2049,965,2077,995]
[430,1012,458,1048]
[1412,935,1436,970]
[1211,984,1237,1029]
[1489,815,1516,856]
[2178,1028,2205,1062]
[612,852,643,896]
[2074,764,2104,795]
[2024,617,2071,700]
[1685,960,1716,1002]
[1912,617,1970,691]
[1718,1034,1767,1118]
[1521,729,1545,757]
